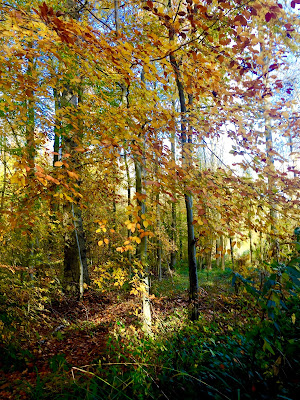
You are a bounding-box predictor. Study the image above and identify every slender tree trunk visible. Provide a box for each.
[259,231,263,263]
[25,48,36,183]
[132,69,151,332]
[53,88,60,167]
[61,88,90,296]
[134,151,151,333]
[61,1,89,297]
[0,136,7,211]
[230,237,235,271]
[216,238,221,268]
[24,48,36,279]
[170,201,177,269]
[124,151,132,267]
[249,230,253,264]
[265,97,279,261]
[220,236,225,271]
[170,101,177,270]
[114,0,120,35]
[261,42,279,262]
[156,196,162,281]
[206,238,212,271]
[170,51,198,321]
[179,231,183,261]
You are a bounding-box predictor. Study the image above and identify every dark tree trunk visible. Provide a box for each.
[170,51,198,321]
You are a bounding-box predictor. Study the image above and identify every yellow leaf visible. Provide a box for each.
[64,194,74,202]
[104,238,109,244]
[98,240,103,246]
[143,220,149,228]
[292,313,296,324]
[136,237,141,244]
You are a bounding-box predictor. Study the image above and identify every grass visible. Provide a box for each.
[151,262,233,298]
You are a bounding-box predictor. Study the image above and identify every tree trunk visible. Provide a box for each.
[230,237,235,271]
[156,193,162,280]
[170,200,177,270]
[220,236,225,271]
[61,1,89,297]
[216,238,221,268]
[114,0,120,35]
[124,150,132,269]
[61,88,90,297]
[53,88,60,167]
[261,41,279,262]
[170,104,177,270]
[24,47,36,279]
[170,51,198,321]
[134,151,151,333]
[0,135,7,211]
[249,230,253,264]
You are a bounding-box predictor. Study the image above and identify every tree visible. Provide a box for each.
[0,0,299,320]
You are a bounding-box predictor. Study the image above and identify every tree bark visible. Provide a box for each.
[0,135,7,211]
[220,236,225,271]
[61,87,90,297]
[170,51,198,321]
[156,193,162,281]
[230,237,235,271]
[170,101,177,270]
[61,1,89,297]
[134,150,151,333]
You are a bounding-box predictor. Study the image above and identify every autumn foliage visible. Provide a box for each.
[0,0,300,398]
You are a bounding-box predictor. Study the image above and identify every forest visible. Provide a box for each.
[0,0,300,399]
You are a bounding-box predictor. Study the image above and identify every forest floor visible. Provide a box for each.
[0,268,234,399]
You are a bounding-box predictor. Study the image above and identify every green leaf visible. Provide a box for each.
[263,339,275,355]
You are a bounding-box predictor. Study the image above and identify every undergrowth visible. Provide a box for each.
[1,260,299,400]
